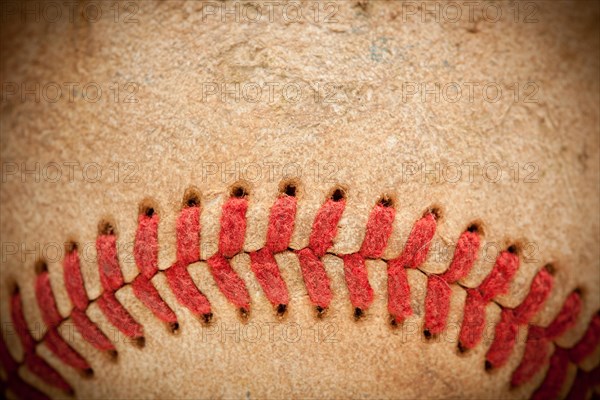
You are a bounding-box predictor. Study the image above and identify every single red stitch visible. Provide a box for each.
[458,289,487,350]
[425,230,481,334]
[219,197,248,258]
[296,248,333,309]
[568,314,600,364]
[359,202,395,259]
[134,212,159,279]
[63,248,89,311]
[264,194,297,254]
[96,292,143,339]
[439,231,481,283]
[424,275,452,335]
[388,213,437,323]
[478,250,520,301]
[35,272,63,329]
[308,198,346,258]
[342,253,374,311]
[207,254,251,310]
[485,309,519,369]
[387,258,413,323]
[70,309,115,352]
[531,348,570,400]
[165,260,212,317]
[250,249,289,307]
[513,268,554,324]
[132,275,178,324]
[96,234,125,292]
[510,326,551,387]
[566,365,600,400]
[544,291,582,340]
[176,206,201,264]
[485,268,554,368]
[44,329,91,370]
[10,291,72,392]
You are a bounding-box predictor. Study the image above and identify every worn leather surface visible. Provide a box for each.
[1,1,598,398]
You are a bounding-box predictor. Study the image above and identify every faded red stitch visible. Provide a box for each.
[567,365,600,400]
[219,197,248,258]
[296,248,333,309]
[0,336,50,400]
[511,326,550,387]
[486,268,554,369]
[250,249,289,307]
[342,253,373,311]
[134,212,159,279]
[458,250,519,350]
[97,292,143,339]
[97,234,125,292]
[10,291,72,392]
[569,314,600,364]
[511,292,583,386]
[249,194,294,308]
[308,198,345,258]
[531,348,570,400]
[132,275,177,324]
[208,254,251,310]
[70,309,115,352]
[388,213,437,323]
[359,203,395,259]
[425,230,480,335]
[177,206,201,264]
[35,271,91,371]
[165,260,211,317]
[63,248,89,311]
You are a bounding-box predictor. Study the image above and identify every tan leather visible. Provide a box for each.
[1,1,598,398]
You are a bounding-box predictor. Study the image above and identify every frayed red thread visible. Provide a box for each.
[97,292,143,339]
[177,206,201,264]
[388,213,437,323]
[96,234,124,292]
[485,268,554,369]
[219,197,248,258]
[425,230,480,335]
[478,250,520,301]
[249,195,294,307]
[264,195,297,254]
[531,348,570,400]
[544,291,582,340]
[342,253,374,310]
[359,203,395,259]
[134,213,159,279]
[0,335,51,400]
[165,260,212,316]
[132,275,177,324]
[63,248,89,311]
[308,198,345,258]
[35,271,91,371]
[569,314,600,364]
[458,289,487,349]
[296,248,333,309]
[10,292,72,392]
[207,254,251,310]
[70,309,115,351]
[250,249,289,307]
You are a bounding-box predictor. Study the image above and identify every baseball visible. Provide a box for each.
[1,1,599,399]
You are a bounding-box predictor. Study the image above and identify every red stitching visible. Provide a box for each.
[2,188,598,399]
[0,335,50,400]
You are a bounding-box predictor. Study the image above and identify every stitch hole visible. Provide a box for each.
[467,223,480,234]
[34,259,48,275]
[423,329,433,340]
[316,306,327,317]
[98,219,116,236]
[354,307,364,320]
[82,368,94,378]
[183,187,201,208]
[139,199,158,218]
[276,304,287,316]
[507,244,520,255]
[425,206,442,221]
[107,350,118,361]
[544,263,556,275]
[65,241,78,254]
[377,195,394,208]
[330,188,346,202]
[134,337,145,348]
[457,342,468,354]
[485,360,493,372]
[230,182,250,198]
[201,313,213,324]
[239,308,250,320]
[168,322,180,334]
